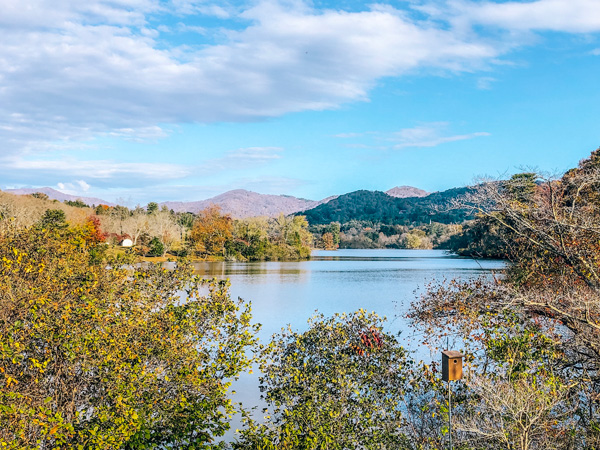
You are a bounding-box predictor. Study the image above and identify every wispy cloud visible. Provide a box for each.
[0,145,283,196]
[0,155,191,189]
[391,123,490,149]
[105,126,170,142]
[6,158,189,179]
[333,132,367,138]
[393,132,491,149]
[237,176,309,195]
[334,123,490,150]
[227,147,283,162]
[199,147,283,173]
[476,76,497,90]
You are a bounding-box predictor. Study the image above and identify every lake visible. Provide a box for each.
[191,248,505,440]
[192,249,504,342]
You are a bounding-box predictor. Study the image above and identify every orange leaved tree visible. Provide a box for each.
[190,205,233,257]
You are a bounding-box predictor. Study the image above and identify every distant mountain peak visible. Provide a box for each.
[385,186,429,198]
[159,189,333,218]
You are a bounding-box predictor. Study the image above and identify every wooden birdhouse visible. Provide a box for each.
[442,350,464,381]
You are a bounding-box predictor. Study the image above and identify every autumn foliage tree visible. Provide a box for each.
[190,205,233,257]
[235,311,413,449]
[0,224,258,449]
[410,148,600,448]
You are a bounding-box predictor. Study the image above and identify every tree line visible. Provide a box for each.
[311,220,463,250]
[95,203,312,260]
[0,192,312,260]
[0,185,474,254]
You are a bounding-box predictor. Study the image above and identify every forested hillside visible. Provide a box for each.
[301,187,472,226]
[302,187,472,250]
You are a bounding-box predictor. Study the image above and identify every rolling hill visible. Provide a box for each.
[4,187,115,207]
[4,184,457,223]
[299,187,472,226]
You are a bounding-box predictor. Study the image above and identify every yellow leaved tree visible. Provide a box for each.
[0,224,258,449]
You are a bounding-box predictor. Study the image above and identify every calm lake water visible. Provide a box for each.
[191,249,505,440]
[192,249,504,341]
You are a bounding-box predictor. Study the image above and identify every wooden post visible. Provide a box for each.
[448,379,452,450]
[441,350,464,450]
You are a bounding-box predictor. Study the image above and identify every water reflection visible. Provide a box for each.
[194,262,311,286]
[190,249,504,340]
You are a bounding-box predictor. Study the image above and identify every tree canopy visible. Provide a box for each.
[300,188,472,226]
[0,225,258,449]
[235,311,412,449]
[410,148,600,449]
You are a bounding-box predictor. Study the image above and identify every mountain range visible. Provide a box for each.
[159,189,337,218]
[3,185,435,219]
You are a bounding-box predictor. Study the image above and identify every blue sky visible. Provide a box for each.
[1,0,599,205]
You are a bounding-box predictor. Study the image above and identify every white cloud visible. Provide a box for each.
[0,0,597,167]
[78,180,91,191]
[394,122,450,143]
[227,147,283,161]
[198,147,284,173]
[0,0,158,28]
[197,4,232,19]
[476,76,497,90]
[238,176,308,194]
[446,0,600,33]
[0,0,501,158]
[333,132,365,138]
[169,0,235,17]
[393,131,490,149]
[57,180,91,195]
[106,126,170,141]
[591,48,600,55]
[175,23,208,34]
[0,155,191,189]
[0,145,283,193]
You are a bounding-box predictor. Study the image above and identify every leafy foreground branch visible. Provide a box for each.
[0,225,259,449]
[234,311,452,450]
[235,311,411,449]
